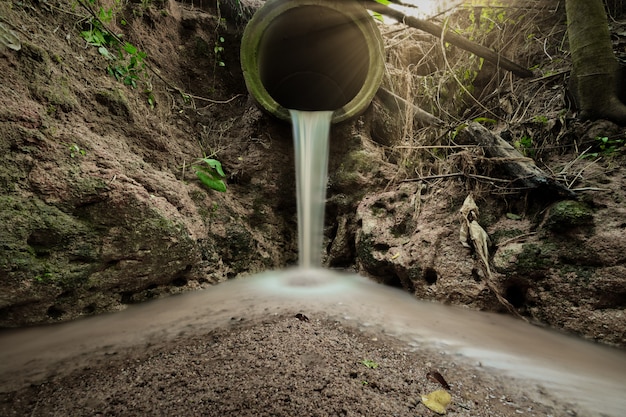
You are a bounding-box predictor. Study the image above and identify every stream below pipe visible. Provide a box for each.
[0,268,625,415]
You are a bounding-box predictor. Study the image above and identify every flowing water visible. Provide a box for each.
[289,110,333,268]
[1,110,625,415]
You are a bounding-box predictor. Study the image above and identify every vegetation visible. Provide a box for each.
[193,158,227,193]
[78,0,155,107]
[360,359,379,369]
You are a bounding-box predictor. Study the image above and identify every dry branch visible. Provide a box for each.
[364,1,534,78]
[460,122,575,197]
[376,87,444,126]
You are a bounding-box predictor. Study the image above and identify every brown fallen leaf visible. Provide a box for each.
[295,313,309,322]
[427,370,451,390]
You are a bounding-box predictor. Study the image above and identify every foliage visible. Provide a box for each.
[583,135,625,158]
[360,359,379,369]
[514,135,535,157]
[193,158,227,192]
[214,35,226,67]
[68,143,86,158]
[79,0,155,107]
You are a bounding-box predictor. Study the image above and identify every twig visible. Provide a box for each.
[402,172,463,182]
[401,172,513,183]
[570,187,612,192]
[394,145,479,149]
[363,1,534,78]
[498,232,537,247]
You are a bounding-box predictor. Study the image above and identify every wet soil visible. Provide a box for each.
[0,313,579,417]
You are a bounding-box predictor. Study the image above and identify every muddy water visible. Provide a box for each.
[1,268,625,415]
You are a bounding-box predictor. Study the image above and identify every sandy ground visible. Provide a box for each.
[0,313,572,417]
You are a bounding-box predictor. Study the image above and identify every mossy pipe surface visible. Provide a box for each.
[240,0,385,123]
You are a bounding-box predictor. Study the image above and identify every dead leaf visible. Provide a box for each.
[459,194,527,321]
[295,313,309,322]
[427,370,451,390]
[459,194,479,248]
[421,389,452,414]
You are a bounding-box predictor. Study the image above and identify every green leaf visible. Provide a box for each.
[98,46,111,58]
[200,158,226,177]
[506,213,522,220]
[361,359,379,369]
[196,170,226,192]
[473,117,497,125]
[123,42,137,55]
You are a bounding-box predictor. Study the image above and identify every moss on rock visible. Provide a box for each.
[545,200,594,232]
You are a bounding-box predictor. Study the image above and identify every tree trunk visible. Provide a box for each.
[566,0,626,125]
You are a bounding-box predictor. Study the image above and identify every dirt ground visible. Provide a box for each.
[0,313,582,417]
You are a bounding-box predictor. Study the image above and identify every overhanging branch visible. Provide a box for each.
[364,1,534,78]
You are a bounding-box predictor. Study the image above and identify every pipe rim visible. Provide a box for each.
[241,0,384,124]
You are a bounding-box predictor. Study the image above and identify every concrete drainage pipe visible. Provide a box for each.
[240,0,385,123]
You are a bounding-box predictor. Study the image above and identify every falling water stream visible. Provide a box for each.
[0,110,625,416]
[290,110,333,268]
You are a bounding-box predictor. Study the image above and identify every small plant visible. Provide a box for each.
[34,272,54,283]
[360,359,379,369]
[514,135,535,157]
[214,35,225,67]
[583,135,624,159]
[69,144,86,158]
[193,158,227,192]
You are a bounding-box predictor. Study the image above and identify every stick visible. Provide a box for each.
[363,1,534,78]
[460,122,576,197]
[376,87,444,126]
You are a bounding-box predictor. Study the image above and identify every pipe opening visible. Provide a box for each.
[257,6,370,111]
[241,0,384,123]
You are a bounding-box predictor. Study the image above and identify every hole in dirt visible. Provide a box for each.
[120,292,134,304]
[505,280,529,308]
[46,305,65,319]
[373,243,390,252]
[423,267,438,285]
[171,277,188,287]
[82,304,96,315]
[471,268,481,282]
[596,291,626,309]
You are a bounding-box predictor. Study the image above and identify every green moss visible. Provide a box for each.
[558,264,594,284]
[333,150,379,191]
[356,232,387,272]
[33,75,78,112]
[515,242,556,275]
[19,44,77,112]
[0,196,99,289]
[94,89,132,118]
[545,200,594,232]
[194,36,210,57]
